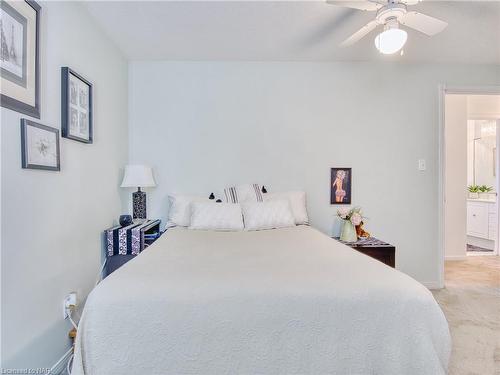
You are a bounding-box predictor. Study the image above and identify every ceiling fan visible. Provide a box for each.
[326,0,448,54]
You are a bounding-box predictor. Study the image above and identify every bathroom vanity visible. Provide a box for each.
[467,199,496,250]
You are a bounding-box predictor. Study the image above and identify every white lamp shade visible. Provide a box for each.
[374,28,407,55]
[121,165,156,188]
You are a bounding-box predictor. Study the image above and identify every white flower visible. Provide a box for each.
[351,212,362,226]
[337,208,350,219]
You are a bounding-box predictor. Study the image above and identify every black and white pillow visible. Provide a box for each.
[224,184,264,203]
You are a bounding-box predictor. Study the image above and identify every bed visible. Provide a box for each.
[72,226,450,375]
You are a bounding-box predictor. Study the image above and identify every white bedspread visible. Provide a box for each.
[72,226,450,375]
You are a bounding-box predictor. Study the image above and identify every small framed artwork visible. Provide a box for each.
[20,119,60,171]
[331,168,352,204]
[0,0,41,118]
[61,67,93,143]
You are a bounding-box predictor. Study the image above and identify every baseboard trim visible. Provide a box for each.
[445,255,468,261]
[50,347,73,375]
[422,281,443,290]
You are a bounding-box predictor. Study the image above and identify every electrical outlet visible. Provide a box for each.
[63,292,77,319]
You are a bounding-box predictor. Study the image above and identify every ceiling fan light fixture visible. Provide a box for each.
[374,27,408,55]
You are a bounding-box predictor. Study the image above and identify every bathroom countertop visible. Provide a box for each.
[467,198,497,203]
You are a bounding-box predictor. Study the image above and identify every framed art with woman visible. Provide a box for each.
[331,168,351,204]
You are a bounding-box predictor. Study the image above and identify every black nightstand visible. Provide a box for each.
[104,219,161,276]
[333,237,396,268]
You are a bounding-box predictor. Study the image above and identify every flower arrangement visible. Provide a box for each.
[337,207,364,226]
[337,207,366,242]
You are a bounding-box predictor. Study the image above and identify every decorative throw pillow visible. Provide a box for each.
[241,200,295,231]
[189,202,244,231]
[264,191,309,225]
[166,195,211,228]
[224,183,264,203]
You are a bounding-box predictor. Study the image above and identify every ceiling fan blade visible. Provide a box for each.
[341,20,379,47]
[400,11,448,36]
[326,0,383,12]
[400,0,420,5]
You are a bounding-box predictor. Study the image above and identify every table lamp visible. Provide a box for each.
[121,165,156,219]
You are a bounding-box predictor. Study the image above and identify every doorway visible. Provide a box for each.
[466,118,500,256]
[440,87,500,287]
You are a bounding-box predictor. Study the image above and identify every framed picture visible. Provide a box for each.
[331,168,352,204]
[0,0,40,118]
[61,67,93,143]
[21,119,60,171]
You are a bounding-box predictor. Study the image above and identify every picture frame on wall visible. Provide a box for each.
[0,0,41,118]
[331,167,352,205]
[21,119,60,171]
[61,67,93,143]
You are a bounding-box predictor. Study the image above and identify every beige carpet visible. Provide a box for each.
[432,256,500,375]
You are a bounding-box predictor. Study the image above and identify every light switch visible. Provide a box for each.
[418,159,426,171]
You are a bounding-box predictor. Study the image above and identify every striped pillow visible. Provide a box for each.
[224,184,264,203]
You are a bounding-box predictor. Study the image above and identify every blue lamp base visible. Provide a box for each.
[132,188,147,219]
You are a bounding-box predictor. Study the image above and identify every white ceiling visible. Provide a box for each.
[84,1,500,63]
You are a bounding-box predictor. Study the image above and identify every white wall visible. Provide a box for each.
[1,1,128,369]
[444,95,468,260]
[129,61,500,286]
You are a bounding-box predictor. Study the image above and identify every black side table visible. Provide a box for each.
[333,237,396,268]
[104,219,161,276]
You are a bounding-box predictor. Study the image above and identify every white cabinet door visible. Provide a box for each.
[467,202,489,238]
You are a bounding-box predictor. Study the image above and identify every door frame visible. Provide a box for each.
[438,85,500,288]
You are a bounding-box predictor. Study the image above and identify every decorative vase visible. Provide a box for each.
[340,220,358,243]
[119,214,133,227]
[469,192,479,199]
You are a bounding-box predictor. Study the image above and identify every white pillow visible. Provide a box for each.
[224,184,264,203]
[264,191,309,225]
[189,202,244,231]
[167,195,210,228]
[241,200,295,231]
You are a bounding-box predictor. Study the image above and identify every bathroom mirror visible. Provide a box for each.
[469,119,497,191]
